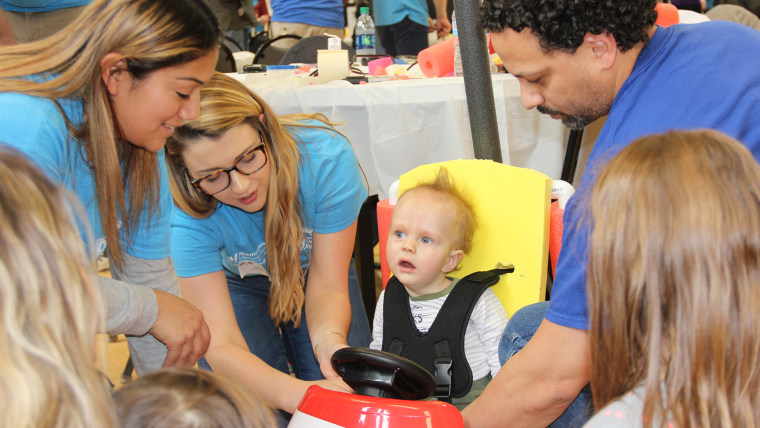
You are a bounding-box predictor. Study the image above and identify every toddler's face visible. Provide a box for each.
[386,189,462,296]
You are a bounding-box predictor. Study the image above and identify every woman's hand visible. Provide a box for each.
[150,289,210,367]
[312,377,354,394]
[314,331,349,378]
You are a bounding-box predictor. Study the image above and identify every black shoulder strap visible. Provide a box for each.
[381,276,420,356]
[429,268,510,399]
[381,269,512,400]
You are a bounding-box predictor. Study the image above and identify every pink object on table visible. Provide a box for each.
[368,56,394,76]
[417,37,455,78]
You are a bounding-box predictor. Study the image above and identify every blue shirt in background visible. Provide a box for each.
[270,0,344,29]
[374,0,429,27]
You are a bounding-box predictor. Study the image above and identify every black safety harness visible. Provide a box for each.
[381,268,513,401]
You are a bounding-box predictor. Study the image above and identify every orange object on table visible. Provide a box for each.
[417,37,455,78]
[655,2,680,27]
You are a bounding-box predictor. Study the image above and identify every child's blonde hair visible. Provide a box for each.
[113,367,276,428]
[400,166,476,254]
[0,148,114,427]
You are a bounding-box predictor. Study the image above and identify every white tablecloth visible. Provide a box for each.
[232,73,568,199]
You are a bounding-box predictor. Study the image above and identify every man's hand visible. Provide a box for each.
[436,16,452,39]
[149,289,211,367]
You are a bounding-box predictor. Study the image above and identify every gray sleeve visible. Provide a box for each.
[98,275,158,336]
[583,387,646,428]
[106,252,182,375]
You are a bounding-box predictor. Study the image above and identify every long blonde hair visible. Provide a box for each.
[0,0,220,268]
[166,72,343,326]
[114,367,276,428]
[0,148,115,427]
[588,130,760,427]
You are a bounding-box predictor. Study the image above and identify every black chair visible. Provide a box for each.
[252,34,302,65]
[279,35,356,65]
[215,41,237,73]
[249,31,270,54]
[223,35,243,52]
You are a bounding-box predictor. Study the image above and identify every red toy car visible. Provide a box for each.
[289,348,464,427]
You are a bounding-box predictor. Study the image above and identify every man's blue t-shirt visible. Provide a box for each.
[546,21,760,330]
[270,0,344,29]
[0,92,173,260]
[374,0,429,28]
[170,122,367,279]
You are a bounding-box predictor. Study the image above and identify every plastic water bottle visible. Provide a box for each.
[452,10,463,77]
[355,7,376,58]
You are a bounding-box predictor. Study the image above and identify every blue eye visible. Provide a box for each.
[420,237,432,244]
[394,231,406,239]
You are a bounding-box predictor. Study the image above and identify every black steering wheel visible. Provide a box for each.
[331,347,436,400]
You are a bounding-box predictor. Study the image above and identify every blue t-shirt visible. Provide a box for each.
[0,0,91,12]
[546,21,760,330]
[0,92,173,260]
[374,0,429,28]
[170,122,368,279]
[270,0,344,29]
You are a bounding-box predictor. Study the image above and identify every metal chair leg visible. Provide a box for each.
[121,355,134,384]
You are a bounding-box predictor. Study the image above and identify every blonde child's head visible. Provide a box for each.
[400,166,476,254]
[113,367,276,428]
[386,167,476,295]
[0,147,114,427]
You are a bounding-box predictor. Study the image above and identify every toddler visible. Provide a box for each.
[370,167,508,409]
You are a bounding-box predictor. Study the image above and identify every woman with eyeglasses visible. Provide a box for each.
[165,72,370,416]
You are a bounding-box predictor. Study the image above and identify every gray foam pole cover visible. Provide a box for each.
[453,0,502,162]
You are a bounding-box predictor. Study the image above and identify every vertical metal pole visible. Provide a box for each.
[454,0,502,162]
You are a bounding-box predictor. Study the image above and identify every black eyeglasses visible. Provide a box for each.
[189,135,268,195]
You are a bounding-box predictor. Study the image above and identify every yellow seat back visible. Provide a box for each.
[397,159,550,316]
